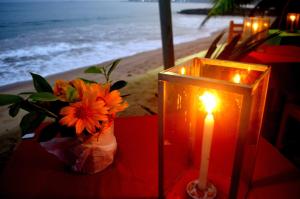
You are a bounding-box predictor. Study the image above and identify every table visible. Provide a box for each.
[241,45,300,144]
[241,45,300,64]
[1,115,300,199]
[0,116,158,199]
[267,29,300,46]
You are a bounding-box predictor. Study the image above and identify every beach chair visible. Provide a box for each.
[227,20,243,43]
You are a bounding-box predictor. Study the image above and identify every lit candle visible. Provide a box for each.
[232,73,241,84]
[290,14,296,32]
[246,22,251,27]
[290,15,296,22]
[252,22,258,33]
[180,67,186,75]
[198,91,217,190]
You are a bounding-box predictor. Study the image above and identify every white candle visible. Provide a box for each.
[198,92,217,190]
[252,22,258,33]
[180,67,186,75]
[290,15,296,32]
[198,112,214,190]
[233,73,241,84]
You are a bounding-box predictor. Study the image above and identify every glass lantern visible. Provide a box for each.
[286,13,300,32]
[158,58,270,199]
[242,17,270,41]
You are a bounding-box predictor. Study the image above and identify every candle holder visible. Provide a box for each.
[242,17,270,41]
[158,58,270,199]
[286,13,300,32]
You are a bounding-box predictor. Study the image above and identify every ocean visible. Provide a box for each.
[0,1,242,87]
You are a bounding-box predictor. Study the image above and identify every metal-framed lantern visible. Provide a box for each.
[242,17,270,40]
[286,13,300,32]
[158,58,270,199]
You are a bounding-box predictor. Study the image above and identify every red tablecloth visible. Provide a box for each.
[0,115,300,199]
[241,45,300,144]
[241,45,300,64]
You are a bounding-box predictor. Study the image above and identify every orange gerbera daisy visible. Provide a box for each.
[104,90,128,114]
[70,79,87,100]
[92,83,128,115]
[59,94,108,135]
[53,80,69,101]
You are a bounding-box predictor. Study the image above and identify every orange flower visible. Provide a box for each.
[53,79,88,102]
[104,90,128,114]
[70,79,87,100]
[93,83,128,115]
[59,94,108,135]
[53,80,69,101]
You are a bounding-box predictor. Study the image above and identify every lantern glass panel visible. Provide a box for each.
[286,13,300,32]
[158,58,270,199]
[242,17,270,40]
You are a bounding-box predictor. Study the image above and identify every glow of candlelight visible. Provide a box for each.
[200,91,217,114]
[180,67,186,75]
[233,73,241,84]
[290,15,296,22]
[252,22,258,31]
[246,22,251,27]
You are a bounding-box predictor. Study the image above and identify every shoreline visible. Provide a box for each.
[0,29,224,94]
[0,29,226,137]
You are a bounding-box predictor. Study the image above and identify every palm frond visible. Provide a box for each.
[229,31,280,60]
[205,28,280,62]
[200,0,256,27]
[205,31,226,58]
[217,34,241,59]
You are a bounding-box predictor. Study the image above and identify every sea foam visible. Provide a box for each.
[0,2,242,87]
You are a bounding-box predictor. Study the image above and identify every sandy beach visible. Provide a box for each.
[0,30,225,168]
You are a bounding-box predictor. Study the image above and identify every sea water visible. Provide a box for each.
[0,1,242,86]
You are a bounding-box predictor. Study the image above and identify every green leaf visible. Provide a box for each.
[9,102,21,117]
[18,92,35,95]
[110,80,127,91]
[79,78,97,84]
[84,66,103,74]
[20,112,46,135]
[107,59,121,77]
[209,0,235,16]
[30,73,53,93]
[20,101,58,119]
[66,86,77,102]
[0,94,23,106]
[29,92,58,102]
[38,122,60,142]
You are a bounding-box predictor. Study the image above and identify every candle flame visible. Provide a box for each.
[233,73,241,84]
[290,15,296,22]
[246,22,251,27]
[252,23,258,31]
[180,67,186,75]
[200,92,217,114]
[263,23,268,27]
